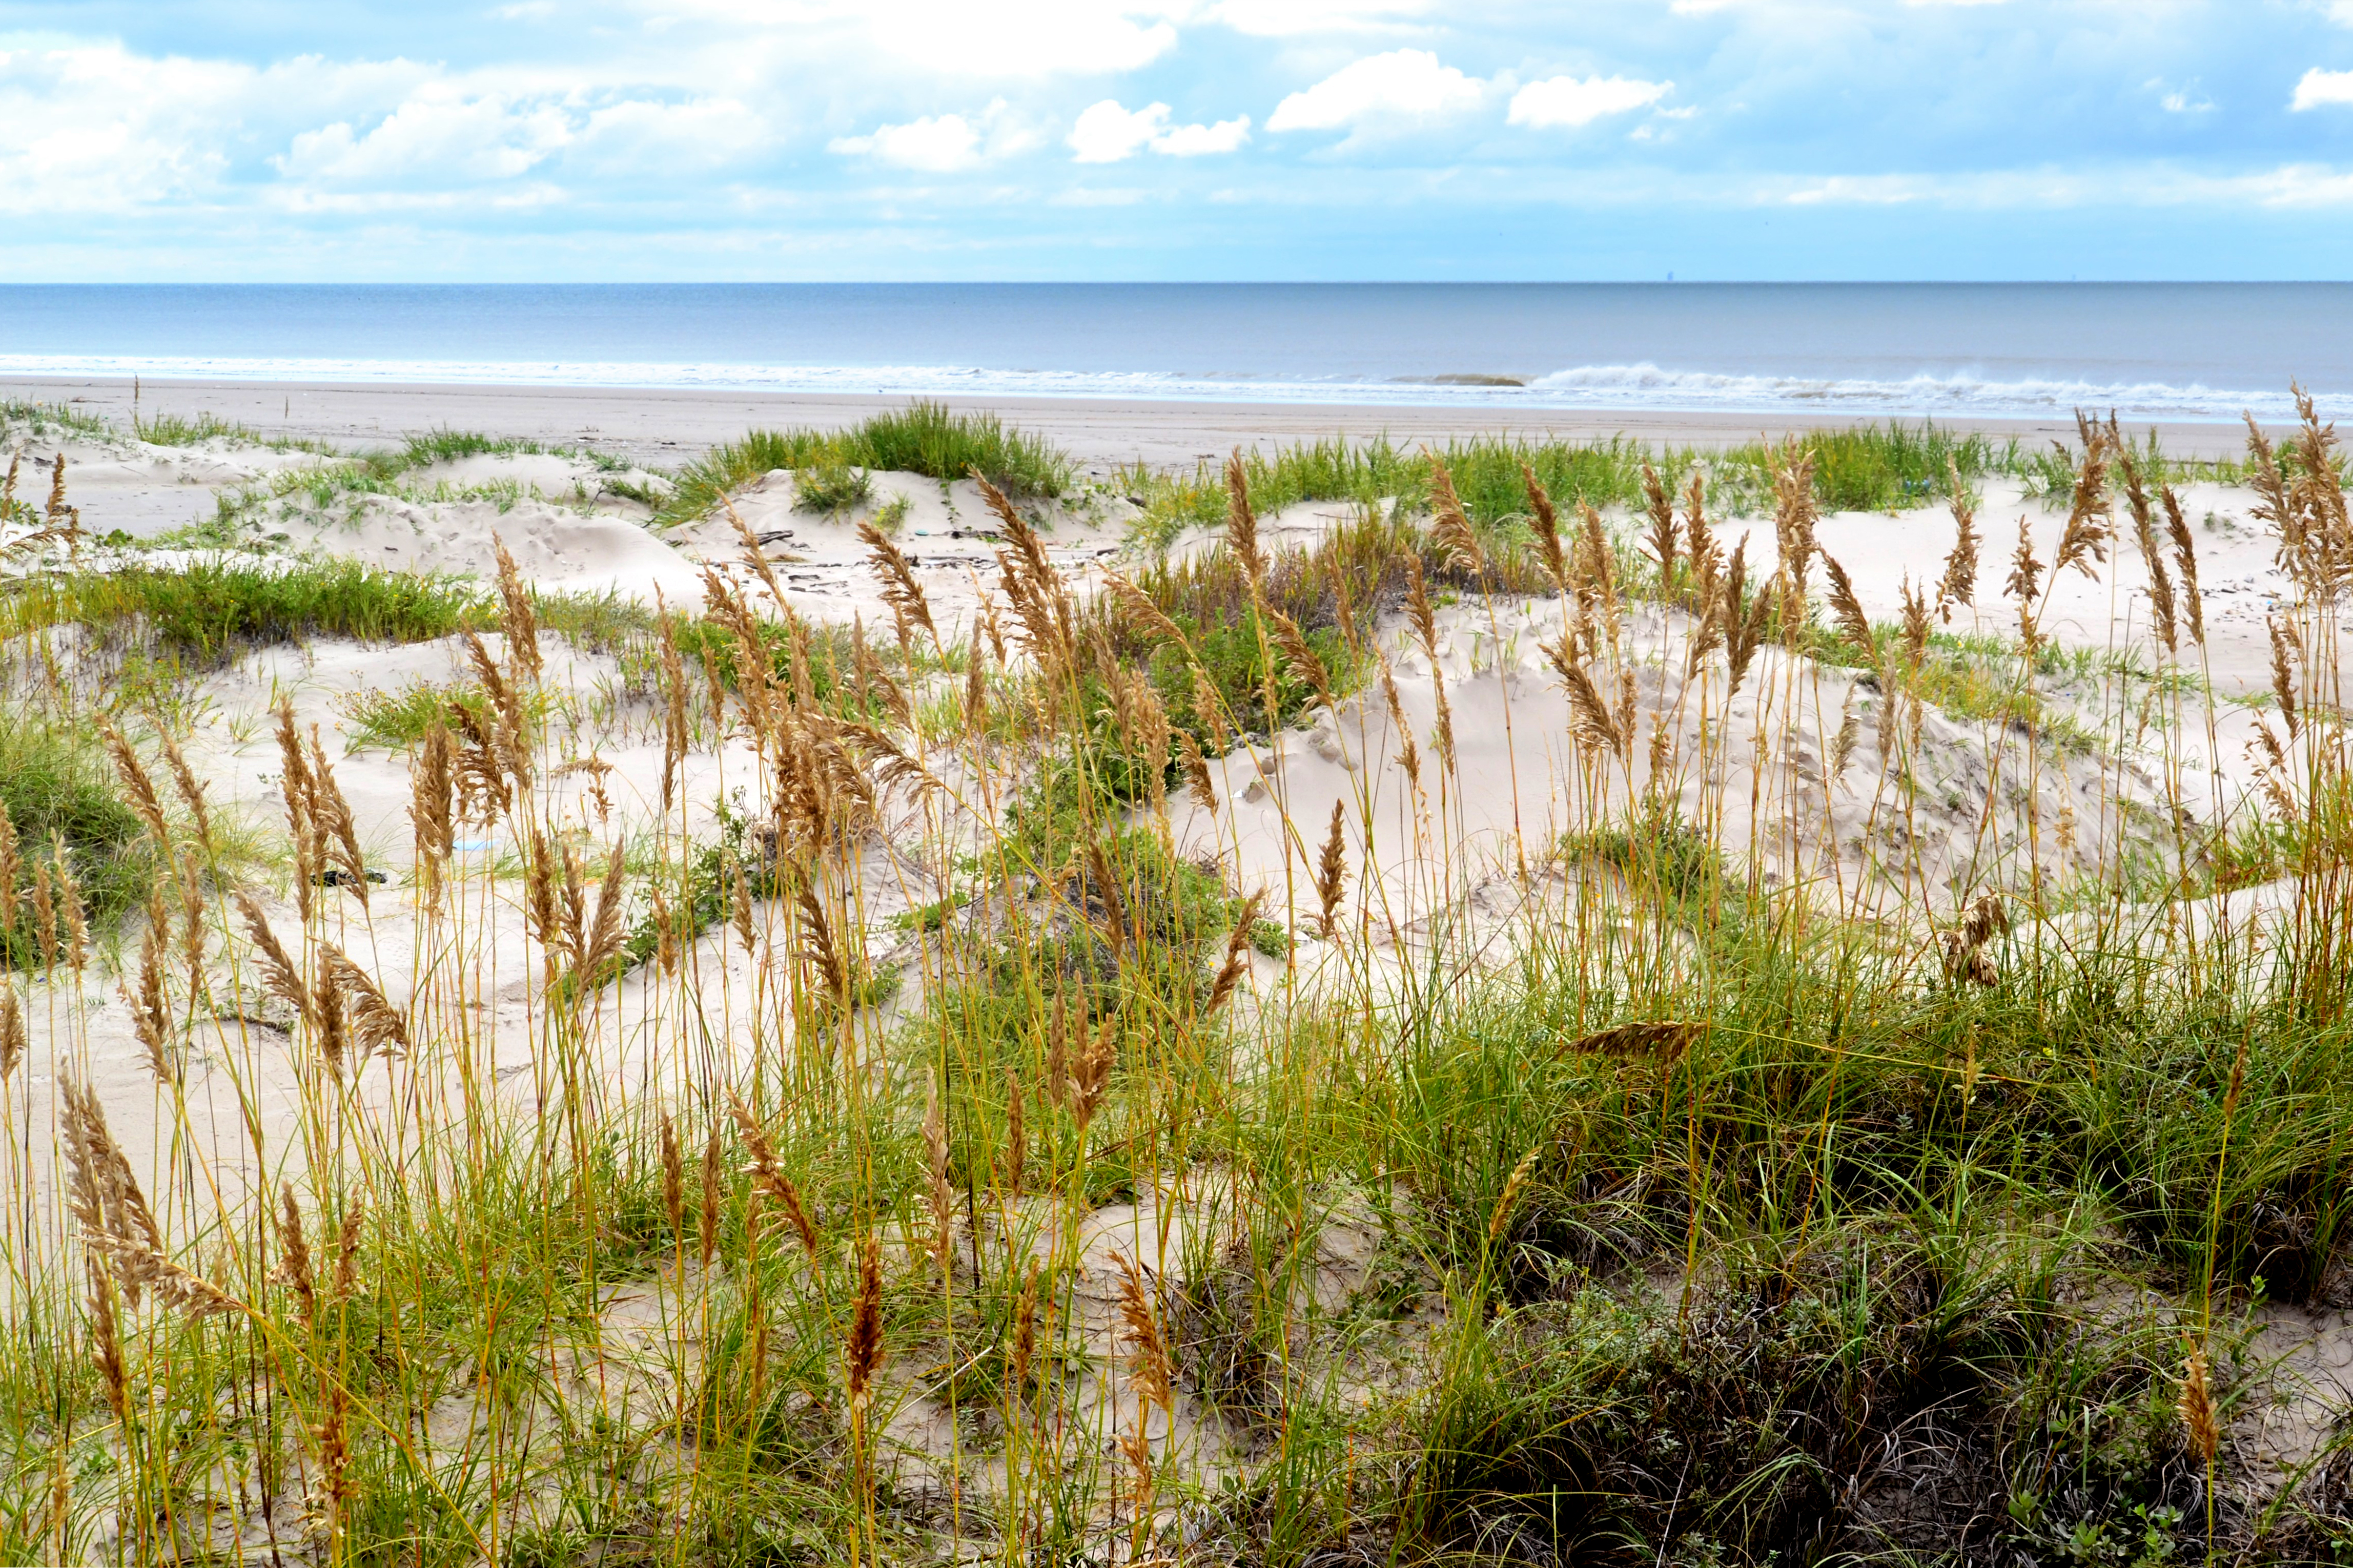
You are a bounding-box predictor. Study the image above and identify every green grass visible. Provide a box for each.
[659,400,1070,524]
[0,710,159,969]
[1121,420,2255,548]
[8,558,489,663]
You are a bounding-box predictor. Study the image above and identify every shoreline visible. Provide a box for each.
[0,373,2273,468]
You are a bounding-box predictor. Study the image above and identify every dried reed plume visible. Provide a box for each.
[1427,457,1485,575]
[860,517,939,651]
[1940,893,2009,987]
[1311,800,1349,939]
[1937,461,1980,623]
[1404,555,1455,769]
[1522,465,1568,591]
[660,1115,685,1240]
[1639,463,1679,585]
[2178,1345,2218,1468]
[308,730,370,907]
[156,728,214,848]
[1262,602,1334,713]
[2162,486,2206,645]
[273,1184,317,1318]
[235,893,315,1033]
[321,945,408,1059]
[99,721,171,848]
[795,882,852,1007]
[1113,1251,1174,1413]
[0,810,17,930]
[1070,1013,1115,1134]
[1546,642,1626,757]
[846,1235,883,1413]
[2052,437,2113,582]
[1899,579,1931,673]
[127,910,177,1085]
[492,534,542,681]
[1224,450,1266,589]
[1720,542,1770,700]
[0,983,23,1082]
[1207,889,1266,1016]
[1559,1020,1698,1066]
[1487,1145,1540,1242]
[726,1090,823,1262]
[2270,616,2302,741]
[1177,733,1217,812]
[2006,520,2045,654]
[1822,552,1874,654]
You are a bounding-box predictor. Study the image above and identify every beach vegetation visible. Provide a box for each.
[660,400,1070,524]
[8,394,2353,1567]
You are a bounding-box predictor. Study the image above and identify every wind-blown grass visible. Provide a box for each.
[660,400,1070,524]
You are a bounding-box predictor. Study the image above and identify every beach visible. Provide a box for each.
[0,373,2271,472]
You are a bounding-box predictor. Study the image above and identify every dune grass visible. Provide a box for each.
[660,400,1071,525]
[9,399,2353,1566]
[1120,420,2256,548]
[0,710,159,969]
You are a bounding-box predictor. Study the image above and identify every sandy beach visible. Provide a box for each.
[0,373,2270,471]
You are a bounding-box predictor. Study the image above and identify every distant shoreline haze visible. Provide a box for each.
[2,282,2342,423]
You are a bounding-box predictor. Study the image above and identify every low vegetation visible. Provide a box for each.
[7,397,2353,1567]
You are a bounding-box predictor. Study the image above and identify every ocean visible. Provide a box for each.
[1,282,2344,424]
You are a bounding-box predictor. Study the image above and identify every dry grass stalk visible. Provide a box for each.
[1177,732,1217,812]
[99,721,171,848]
[1941,893,2009,987]
[410,723,456,905]
[2178,1345,2218,1467]
[659,1114,685,1240]
[1683,474,1721,606]
[1224,450,1266,589]
[1262,602,1333,712]
[1898,579,1931,672]
[727,502,789,604]
[1113,1250,1174,1412]
[45,452,67,522]
[334,1205,364,1300]
[1312,799,1349,940]
[1937,461,1981,623]
[492,534,542,682]
[127,908,177,1086]
[859,518,938,650]
[726,1090,823,1263]
[1639,463,1678,584]
[56,859,86,975]
[846,1235,883,1415]
[30,862,55,972]
[321,945,408,1059]
[1001,1066,1026,1196]
[2052,437,2113,583]
[2270,616,2302,741]
[273,1183,317,1317]
[1207,889,1266,1016]
[1546,642,1626,756]
[0,809,18,930]
[1404,556,1456,769]
[1822,552,1874,653]
[1769,440,1818,609]
[307,730,370,907]
[236,893,315,1033]
[659,613,691,811]
[88,1262,128,1423]
[699,1129,722,1268]
[1487,1145,1541,1242]
[2118,450,2179,654]
[2006,520,2045,654]
[62,1078,234,1316]
[1007,1263,1038,1404]
[1558,1020,1698,1065]
[1720,541,1770,700]
[795,882,852,1007]
[1427,457,1485,575]
[1070,1014,1116,1135]
[1522,465,1568,591]
[2162,486,2205,645]
[0,982,24,1082]
[1830,693,1860,785]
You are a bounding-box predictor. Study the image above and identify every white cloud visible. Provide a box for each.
[279,92,574,182]
[642,1,1181,77]
[1507,75,1671,129]
[830,113,983,171]
[1266,49,1484,137]
[1069,98,1249,160]
[1070,99,1168,161]
[2293,68,2353,110]
[831,99,1034,171]
[1194,0,1436,34]
[1154,114,1249,154]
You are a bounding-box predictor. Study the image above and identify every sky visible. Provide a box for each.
[3,1,2353,281]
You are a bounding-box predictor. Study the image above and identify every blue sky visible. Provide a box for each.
[4,1,2353,280]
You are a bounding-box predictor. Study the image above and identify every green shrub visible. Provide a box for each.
[0,711,158,969]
